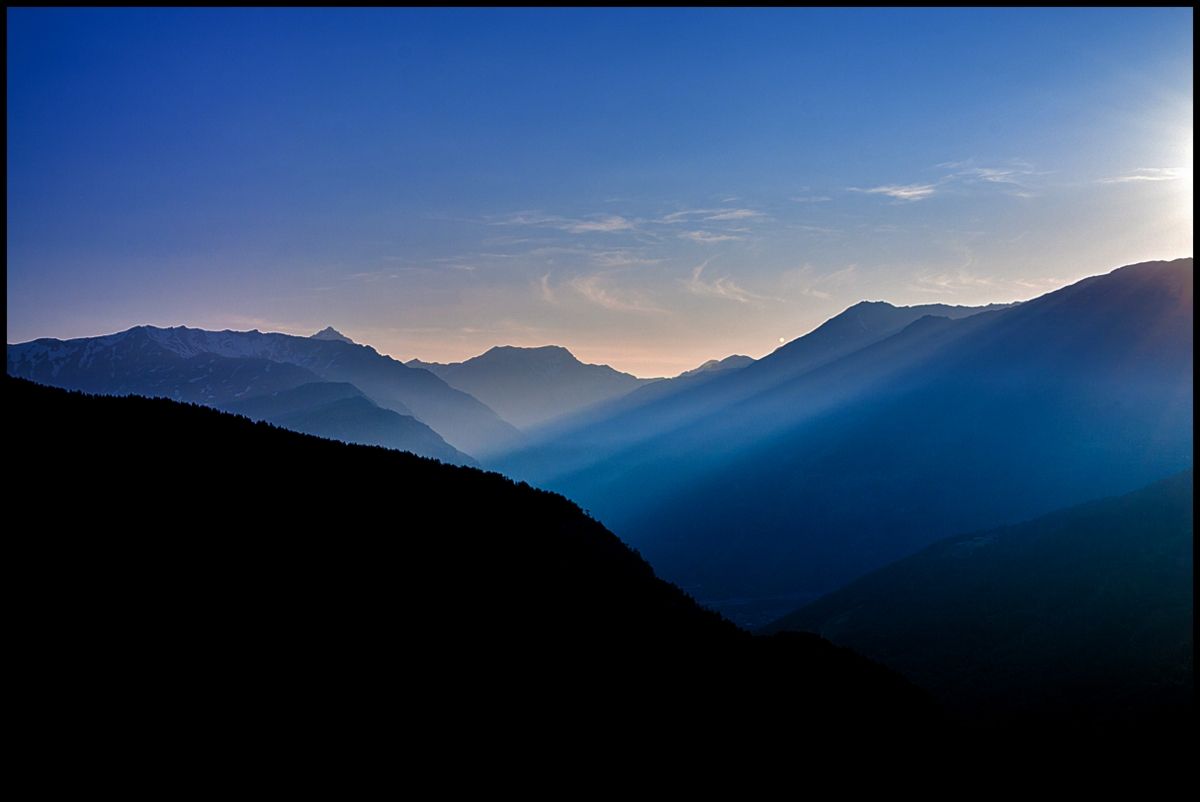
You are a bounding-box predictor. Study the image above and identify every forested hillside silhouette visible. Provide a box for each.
[9,376,934,740]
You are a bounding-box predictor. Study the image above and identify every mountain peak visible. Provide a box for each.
[413,343,652,429]
[310,326,354,344]
[474,345,584,368]
[485,344,575,358]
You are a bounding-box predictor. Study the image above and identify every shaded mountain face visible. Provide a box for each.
[496,300,1009,482]
[520,353,761,445]
[761,300,1016,383]
[6,328,323,406]
[8,325,521,456]
[223,382,476,466]
[9,376,936,737]
[767,470,1194,728]
[407,345,657,430]
[495,259,1193,622]
[221,379,366,417]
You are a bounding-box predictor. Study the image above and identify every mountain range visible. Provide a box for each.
[499,300,1014,477]
[7,324,521,459]
[8,324,743,458]
[493,259,1193,622]
[6,255,1192,736]
[768,469,1194,727]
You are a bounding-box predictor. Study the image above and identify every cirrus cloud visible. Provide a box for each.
[849,183,938,201]
[684,263,776,304]
[1098,167,1188,184]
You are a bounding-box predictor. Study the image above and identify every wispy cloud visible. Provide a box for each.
[684,263,774,304]
[791,194,832,203]
[345,269,404,282]
[680,230,742,243]
[853,160,1048,203]
[1098,167,1188,183]
[489,211,563,227]
[570,273,666,313]
[704,208,764,221]
[563,215,636,233]
[489,211,637,234]
[938,160,1035,184]
[591,250,662,268]
[779,263,858,300]
[956,166,1025,184]
[485,244,662,269]
[937,159,1051,197]
[658,208,764,224]
[910,268,1064,296]
[850,183,938,201]
[658,209,707,224]
[912,269,995,292]
[538,273,556,304]
[791,223,842,235]
[492,206,764,249]
[479,234,550,247]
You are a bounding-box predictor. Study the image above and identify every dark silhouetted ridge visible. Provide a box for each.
[9,376,936,741]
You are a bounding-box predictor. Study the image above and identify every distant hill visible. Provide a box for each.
[407,345,656,430]
[223,382,475,466]
[677,354,755,378]
[8,376,935,736]
[768,470,1194,727]
[8,325,521,456]
[495,259,1193,621]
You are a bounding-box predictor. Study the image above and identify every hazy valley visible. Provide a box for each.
[8,257,1193,733]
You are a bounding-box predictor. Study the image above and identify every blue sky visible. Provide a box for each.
[7,8,1193,374]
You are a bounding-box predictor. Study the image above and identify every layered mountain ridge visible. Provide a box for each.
[8,324,522,459]
[494,258,1193,621]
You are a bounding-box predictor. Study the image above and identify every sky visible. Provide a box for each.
[7,8,1193,376]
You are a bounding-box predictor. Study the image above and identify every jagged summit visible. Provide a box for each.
[310,326,355,344]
